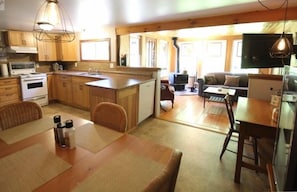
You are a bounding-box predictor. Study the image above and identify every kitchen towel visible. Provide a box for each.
[1,63,8,76]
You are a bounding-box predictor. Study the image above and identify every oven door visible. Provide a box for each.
[20,76,48,105]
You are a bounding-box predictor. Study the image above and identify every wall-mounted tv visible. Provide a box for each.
[241,33,293,69]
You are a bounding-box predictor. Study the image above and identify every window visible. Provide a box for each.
[129,36,141,67]
[179,42,196,76]
[202,40,226,75]
[158,40,169,77]
[80,39,111,61]
[145,38,157,67]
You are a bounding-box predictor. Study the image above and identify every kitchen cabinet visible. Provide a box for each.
[54,75,72,104]
[89,85,138,131]
[72,76,95,109]
[8,30,36,47]
[138,80,155,123]
[37,40,57,61]
[0,78,21,107]
[47,74,54,102]
[56,35,78,61]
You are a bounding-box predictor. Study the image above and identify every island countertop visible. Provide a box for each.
[53,70,155,90]
[85,76,154,90]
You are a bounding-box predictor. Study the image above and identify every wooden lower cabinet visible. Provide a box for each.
[47,74,54,102]
[72,76,95,109]
[89,85,138,131]
[54,75,73,105]
[0,78,21,107]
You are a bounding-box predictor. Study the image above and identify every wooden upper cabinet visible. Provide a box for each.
[56,35,78,61]
[37,40,57,61]
[8,30,36,47]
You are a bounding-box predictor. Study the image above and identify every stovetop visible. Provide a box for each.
[19,72,47,78]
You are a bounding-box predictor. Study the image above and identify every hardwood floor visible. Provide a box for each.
[159,94,234,134]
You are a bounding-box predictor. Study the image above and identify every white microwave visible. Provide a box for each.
[9,62,36,75]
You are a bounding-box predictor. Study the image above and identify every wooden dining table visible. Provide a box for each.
[234,97,277,183]
[0,112,179,192]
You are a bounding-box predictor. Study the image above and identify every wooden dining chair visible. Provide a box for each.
[0,101,43,131]
[144,149,182,192]
[91,102,128,133]
[219,94,258,165]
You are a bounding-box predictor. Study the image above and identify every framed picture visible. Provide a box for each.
[80,38,111,61]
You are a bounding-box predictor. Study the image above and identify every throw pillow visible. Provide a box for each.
[205,75,217,85]
[224,75,240,87]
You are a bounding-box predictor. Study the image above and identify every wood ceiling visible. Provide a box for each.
[1,0,297,37]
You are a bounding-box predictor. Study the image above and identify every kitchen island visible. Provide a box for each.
[86,77,155,132]
[53,71,156,131]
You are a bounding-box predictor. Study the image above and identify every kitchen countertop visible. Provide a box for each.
[0,70,155,90]
[53,70,155,90]
[86,77,144,89]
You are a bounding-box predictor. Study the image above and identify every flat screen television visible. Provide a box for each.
[241,33,293,69]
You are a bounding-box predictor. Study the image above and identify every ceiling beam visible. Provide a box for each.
[115,6,297,35]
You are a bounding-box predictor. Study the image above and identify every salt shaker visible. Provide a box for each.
[64,119,76,149]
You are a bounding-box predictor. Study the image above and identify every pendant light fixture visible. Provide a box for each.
[269,0,293,58]
[33,0,75,42]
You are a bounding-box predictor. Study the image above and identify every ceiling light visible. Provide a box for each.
[269,0,293,58]
[33,0,75,42]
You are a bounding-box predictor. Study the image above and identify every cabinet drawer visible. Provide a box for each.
[0,86,19,95]
[0,78,19,86]
[72,76,94,84]
[0,92,19,102]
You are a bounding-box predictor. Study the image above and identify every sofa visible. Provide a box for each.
[197,72,249,101]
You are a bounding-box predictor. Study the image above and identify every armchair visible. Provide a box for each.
[160,80,175,109]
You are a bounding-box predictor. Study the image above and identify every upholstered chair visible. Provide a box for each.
[160,80,175,109]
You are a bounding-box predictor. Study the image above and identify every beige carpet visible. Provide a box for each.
[132,118,269,192]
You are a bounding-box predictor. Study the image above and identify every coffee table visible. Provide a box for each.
[203,87,236,108]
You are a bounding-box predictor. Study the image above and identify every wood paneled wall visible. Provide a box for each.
[115,7,297,35]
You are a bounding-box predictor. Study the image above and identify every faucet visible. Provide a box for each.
[88,67,100,75]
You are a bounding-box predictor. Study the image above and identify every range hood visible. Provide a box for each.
[8,46,38,54]
[0,31,38,54]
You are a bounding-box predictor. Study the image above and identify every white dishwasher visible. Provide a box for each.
[138,80,155,123]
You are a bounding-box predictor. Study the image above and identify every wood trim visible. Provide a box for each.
[115,6,297,35]
[266,164,277,192]
[248,74,283,81]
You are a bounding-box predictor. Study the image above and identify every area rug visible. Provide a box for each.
[174,89,198,96]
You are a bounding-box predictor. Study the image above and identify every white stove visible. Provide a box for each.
[9,62,48,106]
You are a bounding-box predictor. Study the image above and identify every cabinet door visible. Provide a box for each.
[8,31,36,47]
[47,74,54,101]
[0,78,21,107]
[138,80,155,123]
[72,77,94,109]
[57,36,78,61]
[37,40,57,61]
[54,75,72,104]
